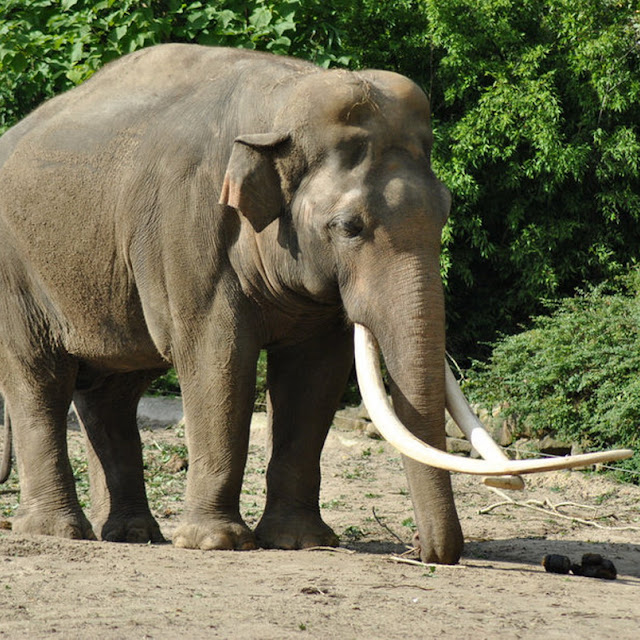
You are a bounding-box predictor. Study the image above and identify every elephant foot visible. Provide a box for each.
[96,514,165,543]
[255,510,339,550]
[172,518,256,550]
[12,509,96,540]
[412,531,463,565]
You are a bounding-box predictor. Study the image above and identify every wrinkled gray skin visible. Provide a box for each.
[0,45,462,563]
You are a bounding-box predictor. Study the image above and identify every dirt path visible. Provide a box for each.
[1,414,639,639]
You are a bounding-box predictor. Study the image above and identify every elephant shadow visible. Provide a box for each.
[464,537,640,579]
[345,540,410,556]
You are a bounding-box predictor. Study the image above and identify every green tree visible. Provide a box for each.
[421,0,640,357]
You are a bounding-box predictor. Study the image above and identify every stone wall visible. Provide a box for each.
[334,402,577,459]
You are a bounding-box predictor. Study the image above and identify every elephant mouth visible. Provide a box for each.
[354,324,632,489]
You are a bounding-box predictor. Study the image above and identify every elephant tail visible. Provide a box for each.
[0,405,12,484]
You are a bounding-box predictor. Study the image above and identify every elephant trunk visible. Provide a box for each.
[351,268,464,563]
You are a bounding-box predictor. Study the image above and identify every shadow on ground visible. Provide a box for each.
[465,537,640,578]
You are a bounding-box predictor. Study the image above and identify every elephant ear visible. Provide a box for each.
[220,132,290,232]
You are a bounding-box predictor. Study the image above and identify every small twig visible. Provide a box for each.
[387,556,466,569]
[479,499,513,514]
[446,351,465,381]
[371,507,409,547]
[388,556,435,568]
[303,546,356,554]
[371,507,408,547]
[371,583,434,592]
[549,500,597,511]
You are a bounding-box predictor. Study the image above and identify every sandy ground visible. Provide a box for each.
[0,413,639,639]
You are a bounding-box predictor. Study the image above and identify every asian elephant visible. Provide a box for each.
[0,45,628,564]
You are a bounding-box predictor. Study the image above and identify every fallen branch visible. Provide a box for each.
[480,487,640,531]
[371,583,434,592]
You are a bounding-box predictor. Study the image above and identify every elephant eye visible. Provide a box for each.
[338,137,369,170]
[329,214,364,239]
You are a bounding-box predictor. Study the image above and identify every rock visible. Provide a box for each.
[446,437,472,454]
[491,421,513,447]
[513,438,542,460]
[334,404,374,432]
[445,411,465,439]
[365,423,382,440]
[571,442,585,456]
[165,453,188,473]
[474,405,491,424]
[539,435,572,457]
[137,396,184,428]
[353,402,371,421]
[335,415,371,431]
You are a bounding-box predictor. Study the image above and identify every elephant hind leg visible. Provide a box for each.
[6,356,95,540]
[73,370,165,543]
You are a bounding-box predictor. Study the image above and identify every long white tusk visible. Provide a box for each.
[444,365,525,490]
[354,324,633,475]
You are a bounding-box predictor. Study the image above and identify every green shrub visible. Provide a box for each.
[426,0,640,359]
[148,350,269,407]
[147,368,180,398]
[464,271,640,480]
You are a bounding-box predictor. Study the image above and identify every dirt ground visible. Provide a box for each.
[1,413,639,639]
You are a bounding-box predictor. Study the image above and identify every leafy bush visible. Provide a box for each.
[147,368,180,398]
[464,272,640,479]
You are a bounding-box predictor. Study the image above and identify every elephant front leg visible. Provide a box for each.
[73,371,165,543]
[255,327,353,550]
[172,341,259,551]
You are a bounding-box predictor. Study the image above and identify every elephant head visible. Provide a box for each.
[218,68,630,562]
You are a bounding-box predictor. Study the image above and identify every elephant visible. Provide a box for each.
[0,45,629,564]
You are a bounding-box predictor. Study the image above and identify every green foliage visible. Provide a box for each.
[255,350,268,406]
[327,1,431,83]
[147,368,180,397]
[0,0,351,135]
[421,0,640,356]
[464,272,640,479]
